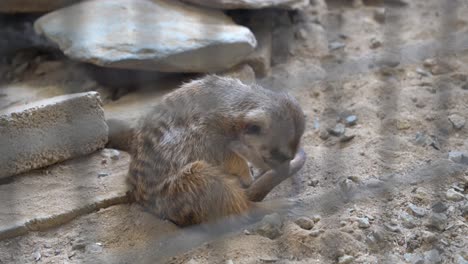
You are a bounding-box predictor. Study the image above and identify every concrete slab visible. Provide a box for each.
[0,92,108,178]
[0,149,130,240]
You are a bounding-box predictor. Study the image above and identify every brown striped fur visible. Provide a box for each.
[127,75,305,226]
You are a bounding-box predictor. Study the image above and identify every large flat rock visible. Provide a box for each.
[0,92,108,178]
[181,0,309,10]
[34,0,257,73]
[0,149,130,240]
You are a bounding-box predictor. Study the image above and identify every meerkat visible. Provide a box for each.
[127,75,306,227]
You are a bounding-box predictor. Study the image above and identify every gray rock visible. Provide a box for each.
[431,201,448,213]
[329,41,346,51]
[408,203,426,218]
[345,115,358,126]
[456,254,468,264]
[416,67,431,77]
[448,151,468,165]
[0,92,108,178]
[180,0,308,10]
[328,123,346,136]
[340,130,356,142]
[448,114,465,129]
[462,83,468,90]
[357,217,370,229]
[425,213,447,231]
[255,213,283,239]
[373,8,385,23]
[34,0,256,73]
[369,38,382,49]
[423,249,442,263]
[32,251,41,261]
[294,216,314,230]
[400,211,416,229]
[384,223,401,233]
[338,255,354,264]
[404,253,424,264]
[446,188,465,201]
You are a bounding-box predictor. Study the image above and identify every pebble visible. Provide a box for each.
[294,217,314,230]
[309,229,321,237]
[408,203,426,217]
[404,252,424,264]
[416,67,431,77]
[456,255,468,264]
[243,229,251,235]
[462,83,468,90]
[340,130,356,142]
[307,179,319,187]
[225,260,234,264]
[423,58,436,68]
[86,243,103,253]
[329,41,346,51]
[400,211,416,229]
[396,120,411,130]
[98,172,109,178]
[446,188,465,201]
[345,115,358,126]
[384,223,401,233]
[311,215,321,223]
[32,251,41,261]
[328,123,346,136]
[319,129,329,140]
[255,213,283,239]
[431,201,448,213]
[425,213,447,231]
[431,64,452,75]
[448,151,468,165]
[423,249,442,263]
[338,255,354,264]
[448,114,465,129]
[369,38,382,49]
[357,217,370,229]
[101,149,121,160]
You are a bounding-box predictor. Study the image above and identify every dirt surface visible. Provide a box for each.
[1,0,468,263]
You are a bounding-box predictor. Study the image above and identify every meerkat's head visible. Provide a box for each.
[230,90,306,171]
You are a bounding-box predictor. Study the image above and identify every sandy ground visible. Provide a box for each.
[0,0,467,263]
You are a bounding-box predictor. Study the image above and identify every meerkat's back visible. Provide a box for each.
[127,75,306,226]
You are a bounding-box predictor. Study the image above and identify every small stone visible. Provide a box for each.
[423,249,442,263]
[72,239,86,251]
[448,151,468,165]
[415,102,426,108]
[328,123,346,136]
[456,255,468,264]
[384,223,401,233]
[295,28,308,40]
[225,260,234,264]
[421,230,437,243]
[98,172,109,178]
[408,203,426,217]
[329,41,346,51]
[430,64,452,75]
[255,213,283,239]
[344,115,358,126]
[373,8,385,23]
[404,252,424,264]
[319,129,329,140]
[416,67,431,77]
[32,251,41,261]
[86,243,103,253]
[397,120,411,130]
[311,215,321,223]
[309,229,321,237]
[307,179,319,187]
[340,221,347,227]
[423,58,437,68]
[431,201,448,213]
[338,255,354,264]
[357,217,370,229]
[425,213,447,231]
[243,229,251,235]
[348,175,360,183]
[462,83,468,90]
[294,216,314,230]
[446,188,465,202]
[400,211,416,229]
[340,130,355,142]
[448,114,465,129]
[369,38,382,49]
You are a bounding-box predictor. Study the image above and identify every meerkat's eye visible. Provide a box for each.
[244,124,261,135]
